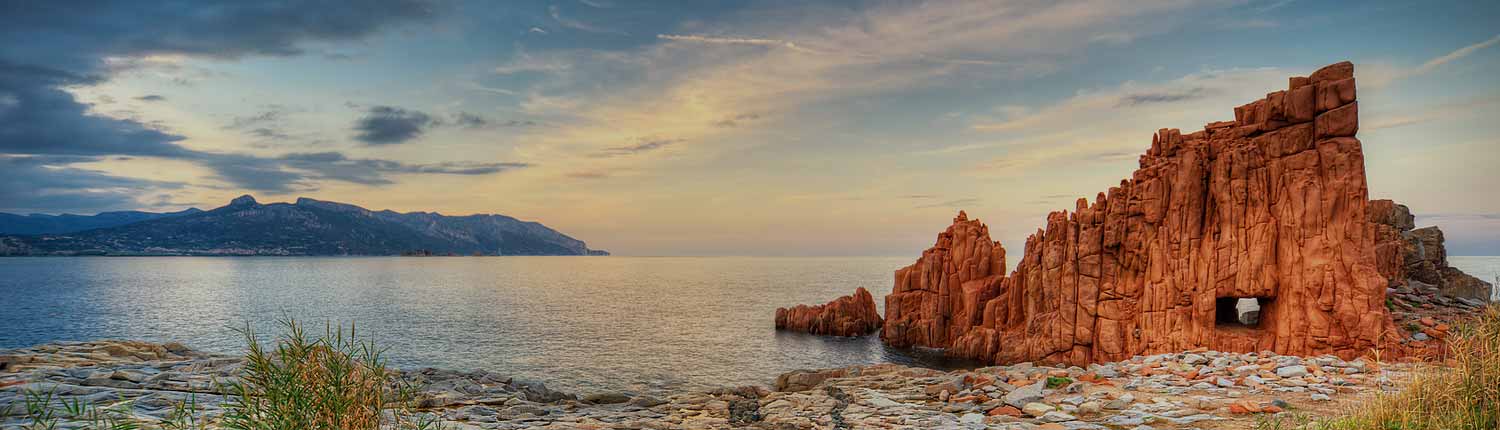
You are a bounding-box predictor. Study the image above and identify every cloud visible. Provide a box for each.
[493,50,573,75]
[135,94,166,102]
[0,65,191,158]
[0,155,185,214]
[1115,86,1213,107]
[566,170,611,179]
[504,0,1210,179]
[450,112,538,129]
[917,198,980,209]
[713,113,762,127]
[592,138,682,157]
[1089,33,1135,45]
[1364,34,1500,88]
[657,34,818,54]
[960,67,1292,175]
[1366,94,1500,130]
[1412,34,1500,76]
[197,152,531,193]
[548,5,624,35]
[1257,0,1296,12]
[353,105,437,145]
[0,0,444,205]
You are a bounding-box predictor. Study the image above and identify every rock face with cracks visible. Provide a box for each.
[882,61,1405,366]
[1369,199,1494,302]
[775,287,884,336]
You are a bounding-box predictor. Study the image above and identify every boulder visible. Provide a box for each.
[880,61,1407,367]
[1368,199,1494,301]
[775,287,883,336]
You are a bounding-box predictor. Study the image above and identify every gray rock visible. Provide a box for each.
[1023,402,1054,417]
[1275,365,1308,378]
[1003,380,1046,408]
[626,395,667,408]
[582,392,631,404]
[1040,411,1077,422]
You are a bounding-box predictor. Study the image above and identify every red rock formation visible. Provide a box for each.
[883,61,1406,366]
[775,287,883,337]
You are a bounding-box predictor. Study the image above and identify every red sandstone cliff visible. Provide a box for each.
[883,61,1405,366]
[775,287,884,336]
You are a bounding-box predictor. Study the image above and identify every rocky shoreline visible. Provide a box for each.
[2,340,1419,429]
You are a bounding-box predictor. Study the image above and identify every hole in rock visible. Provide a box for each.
[1215,297,1268,328]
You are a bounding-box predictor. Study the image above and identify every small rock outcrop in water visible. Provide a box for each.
[775,287,883,336]
[883,61,1404,366]
[1369,199,1494,302]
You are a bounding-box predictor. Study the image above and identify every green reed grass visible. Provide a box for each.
[9,318,443,430]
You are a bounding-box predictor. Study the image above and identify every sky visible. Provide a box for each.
[1,0,1498,256]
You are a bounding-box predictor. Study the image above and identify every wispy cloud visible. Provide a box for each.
[1364,34,1500,88]
[592,138,682,158]
[1115,86,1213,107]
[549,5,624,35]
[917,198,979,209]
[658,34,819,54]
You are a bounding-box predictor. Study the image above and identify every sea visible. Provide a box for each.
[3,256,1496,395]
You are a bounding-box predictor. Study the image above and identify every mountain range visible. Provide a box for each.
[0,195,608,257]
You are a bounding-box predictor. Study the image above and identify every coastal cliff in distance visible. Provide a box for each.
[0,195,608,257]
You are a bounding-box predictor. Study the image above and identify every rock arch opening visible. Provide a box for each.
[1215,297,1268,328]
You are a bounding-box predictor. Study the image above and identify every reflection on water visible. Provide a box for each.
[0,256,972,394]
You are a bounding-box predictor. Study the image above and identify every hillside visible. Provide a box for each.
[0,195,607,256]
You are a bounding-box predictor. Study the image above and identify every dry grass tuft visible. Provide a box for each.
[1298,304,1500,430]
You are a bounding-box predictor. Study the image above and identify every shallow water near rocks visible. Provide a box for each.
[0,256,977,395]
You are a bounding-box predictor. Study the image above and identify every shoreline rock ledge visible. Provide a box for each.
[775,287,884,336]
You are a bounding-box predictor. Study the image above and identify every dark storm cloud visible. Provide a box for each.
[353,106,438,145]
[1115,87,1211,107]
[0,155,186,214]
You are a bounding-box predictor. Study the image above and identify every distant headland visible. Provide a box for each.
[0,195,607,257]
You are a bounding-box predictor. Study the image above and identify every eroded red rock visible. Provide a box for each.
[775,287,883,337]
[882,61,1408,366]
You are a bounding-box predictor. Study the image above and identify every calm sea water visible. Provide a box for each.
[0,256,973,395]
[4,256,1494,395]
